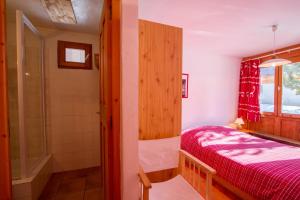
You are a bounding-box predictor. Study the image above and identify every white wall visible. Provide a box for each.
[121,0,140,199]
[39,27,100,172]
[182,32,241,130]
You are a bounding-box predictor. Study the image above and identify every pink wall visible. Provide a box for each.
[121,0,140,199]
[182,32,241,130]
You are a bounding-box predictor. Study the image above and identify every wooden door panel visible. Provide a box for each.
[139,20,182,140]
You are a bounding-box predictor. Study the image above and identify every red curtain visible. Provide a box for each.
[238,59,261,122]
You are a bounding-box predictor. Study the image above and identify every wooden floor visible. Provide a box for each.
[39,167,103,200]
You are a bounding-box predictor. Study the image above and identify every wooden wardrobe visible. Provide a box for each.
[139,20,182,140]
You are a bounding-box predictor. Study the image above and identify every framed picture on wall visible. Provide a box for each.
[182,73,189,98]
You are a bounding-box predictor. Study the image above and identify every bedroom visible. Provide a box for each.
[0,0,300,200]
[138,0,300,200]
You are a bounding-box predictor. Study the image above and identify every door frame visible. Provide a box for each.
[0,0,122,199]
[99,0,121,200]
[0,0,12,199]
[110,0,121,199]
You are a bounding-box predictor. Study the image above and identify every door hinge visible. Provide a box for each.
[109,5,112,20]
[110,116,113,129]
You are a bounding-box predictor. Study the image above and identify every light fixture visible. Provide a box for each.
[41,0,77,24]
[234,118,245,130]
[259,25,291,68]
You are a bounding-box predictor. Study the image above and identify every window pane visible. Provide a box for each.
[282,62,300,114]
[260,67,275,112]
[65,48,85,63]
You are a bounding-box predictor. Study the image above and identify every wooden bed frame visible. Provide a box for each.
[139,150,256,200]
[138,149,216,200]
[138,128,290,200]
[212,175,254,200]
[146,168,178,183]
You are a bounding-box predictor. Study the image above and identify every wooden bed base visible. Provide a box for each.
[213,175,254,200]
[179,152,255,200]
[139,150,256,200]
[138,150,216,200]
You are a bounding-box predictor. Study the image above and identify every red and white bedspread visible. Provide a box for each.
[181,126,300,200]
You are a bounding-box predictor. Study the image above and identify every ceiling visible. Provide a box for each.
[139,0,300,58]
[6,0,103,34]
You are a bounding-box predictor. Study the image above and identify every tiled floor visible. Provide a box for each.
[39,167,103,200]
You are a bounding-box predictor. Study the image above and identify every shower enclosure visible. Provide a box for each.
[8,10,47,180]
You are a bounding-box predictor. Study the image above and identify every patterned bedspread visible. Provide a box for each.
[181,126,300,200]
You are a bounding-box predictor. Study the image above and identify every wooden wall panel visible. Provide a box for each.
[243,44,300,62]
[280,119,300,141]
[246,116,300,142]
[248,117,275,135]
[0,0,12,199]
[139,20,182,140]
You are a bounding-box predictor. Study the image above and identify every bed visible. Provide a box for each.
[181,126,300,200]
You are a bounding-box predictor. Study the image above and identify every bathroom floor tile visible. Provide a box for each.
[85,174,101,190]
[84,189,103,200]
[39,166,102,200]
[62,168,94,180]
[54,191,84,200]
[57,177,86,194]
[39,174,61,199]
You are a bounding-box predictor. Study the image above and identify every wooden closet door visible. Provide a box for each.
[99,0,121,199]
[139,20,183,140]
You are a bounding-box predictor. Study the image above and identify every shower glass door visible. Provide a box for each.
[14,10,46,178]
[23,16,46,173]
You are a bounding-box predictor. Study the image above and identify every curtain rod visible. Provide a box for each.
[242,46,300,63]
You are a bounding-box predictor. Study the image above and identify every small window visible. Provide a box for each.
[65,48,85,63]
[57,40,92,69]
[260,67,275,113]
[281,62,300,115]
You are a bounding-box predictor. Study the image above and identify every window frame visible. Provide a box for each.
[260,56,300,118]
[278,56,300,118]
[259,66,278,116]
[57,40,93,70]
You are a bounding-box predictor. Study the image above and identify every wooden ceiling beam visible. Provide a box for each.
[242,43,300,62]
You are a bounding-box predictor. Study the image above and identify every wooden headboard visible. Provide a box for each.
[139,20,182,140]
